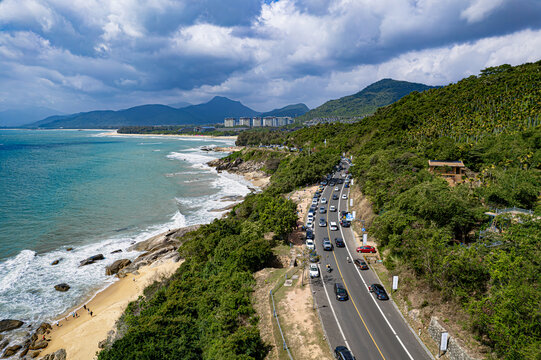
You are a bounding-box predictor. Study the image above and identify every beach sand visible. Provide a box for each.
[101,130,237,140]
[39,259,182,360]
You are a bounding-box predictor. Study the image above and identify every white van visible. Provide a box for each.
[330,222,338,231]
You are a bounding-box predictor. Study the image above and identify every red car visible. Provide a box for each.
[356,245,376,253]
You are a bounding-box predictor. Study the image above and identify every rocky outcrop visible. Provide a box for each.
[51,259,61,265]
[0,320,24,333]
[105,259,132,276]
[2,344,21,357]
[207,157,267,176]
[114,226,199,278]
[79,254,105,266]
[110,249,122,254]
[41,348,66,360]
[54,283,70,292]
[0,341,8,350]
[29,340,48,350]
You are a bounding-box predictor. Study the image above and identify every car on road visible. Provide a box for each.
[323,238,333,251]
[309,251,320,263]
[306,220,313,228]
[330,221,338,231]
[332,194,339,200]
[354,259,369,270]
[334,186,339,191]
[369,283,389,300]
[329,205,337,212]
[341,194,348,199]
[306,229,314,240]
[306,239,315,250]
[320,180,327,186]
[309,263,319,278]
[340,220,350,228]
[356,245,376,253]
[334,238,345,247]
[337,178,344,184]
[334,346,355,360]
[321,197,327,204]
[311,198,318,205]
[319,218,327,227]
[334,283,349,301]
[319,206,326,214]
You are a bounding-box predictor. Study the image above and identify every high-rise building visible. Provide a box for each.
[239,117,251,127]
[224,118,236,127]
[263,116,274,127]
[252,117,262,127]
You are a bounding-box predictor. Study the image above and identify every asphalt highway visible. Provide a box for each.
[309,160,433,360]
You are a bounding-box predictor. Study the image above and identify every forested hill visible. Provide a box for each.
[238,61,541,359]
[298,78,438,121]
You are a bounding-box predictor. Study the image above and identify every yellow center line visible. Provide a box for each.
[325,187,386,360]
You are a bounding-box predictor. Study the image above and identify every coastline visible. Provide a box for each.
[102,129,237,140]
[33,154,268,360]
[39,259,182,360]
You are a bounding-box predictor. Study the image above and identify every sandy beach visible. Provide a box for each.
[39,259,182,360]
[101,129,237,140]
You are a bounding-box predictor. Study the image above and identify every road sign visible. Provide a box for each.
[346,213,354,222]
[351,178,354,185]
[352,211,356,219]
[362,233,367,245]
[392,276,398,290]
[362,228,365,232]
[350,199,353,207]
[440,332,449,351]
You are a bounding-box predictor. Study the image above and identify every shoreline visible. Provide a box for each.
[102,129,237,140]
[39,259,182,360]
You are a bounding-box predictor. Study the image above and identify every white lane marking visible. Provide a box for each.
[338,172,415,360]
[317,263,351,350]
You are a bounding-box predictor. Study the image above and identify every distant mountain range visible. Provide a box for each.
[298,79,439,121]
[21,97,309,129]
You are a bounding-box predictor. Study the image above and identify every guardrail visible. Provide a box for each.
[270,273,295,360]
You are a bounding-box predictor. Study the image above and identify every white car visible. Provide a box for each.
[334,187,339,191]
[329,205,337,212]
[321,198,327,204]
[309,263,320,278]
[306,239,315,250]
[330,222,338,231]
[341,194,348,200]
[312,198,318,205]
[306,220,313,228]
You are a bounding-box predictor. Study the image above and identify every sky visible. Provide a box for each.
[1,0,541,113]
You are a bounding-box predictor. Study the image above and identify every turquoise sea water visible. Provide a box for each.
[0,129,251,326]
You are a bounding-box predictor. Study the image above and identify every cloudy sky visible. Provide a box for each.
[1,0,541,113]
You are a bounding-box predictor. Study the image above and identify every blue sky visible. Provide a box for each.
[1,0,540,113]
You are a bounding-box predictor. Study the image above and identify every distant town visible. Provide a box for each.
[224,116,294,127]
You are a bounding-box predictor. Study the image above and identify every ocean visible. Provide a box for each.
[0,129,251,326]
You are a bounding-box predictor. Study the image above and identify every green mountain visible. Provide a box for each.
[181,96,259,123]
[299,78,438,121]
[260,103,309,117]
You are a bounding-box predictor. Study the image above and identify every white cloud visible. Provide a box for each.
[461,0,506,23]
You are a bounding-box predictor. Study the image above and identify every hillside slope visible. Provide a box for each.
[260,103,309,117]
[299,78,438,121]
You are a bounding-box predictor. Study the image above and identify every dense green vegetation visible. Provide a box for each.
[98,194,297,360]
[298,78,438,122]
[260,103,309,117]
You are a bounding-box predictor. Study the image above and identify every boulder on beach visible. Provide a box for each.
[29,340,48,350]
[51,259,62,265]
[79,254,105,266]
[41,348,66,360]
[105,259,132,276]
[110,249,122,254]
[30,350,41,358]
[66,248,73,251]
[0,319,24,333]
[2,344,22,357]
[54,283,70,292]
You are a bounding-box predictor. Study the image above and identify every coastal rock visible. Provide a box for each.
[41,349,66,360]
[54,283,70,292]
[2,344,22,357]
[110,249,122,254]
[66,248,73,251]
[79,254,104,266]
[30,350,41,358]
[0,320,24,333]
[51,259,61,265]
[98,339,107,349]
[20,346,29,357]
[105,259,132,276]
[29,340,48,350]
[0,341,7,350]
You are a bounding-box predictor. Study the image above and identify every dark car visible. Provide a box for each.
[332,194,339,200]
[334,346,355,360]
[320,180,328,186]
[369,283,389,300]
[306,229,314,240]
[319,218,327,227]
[337,178,344,184]
[319,206,326,214]
[340,220,351,228]
[334,238,345,247]
[354,259,368,270]
[334,283,348,301]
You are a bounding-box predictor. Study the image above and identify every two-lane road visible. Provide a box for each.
[309,163,433,360]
